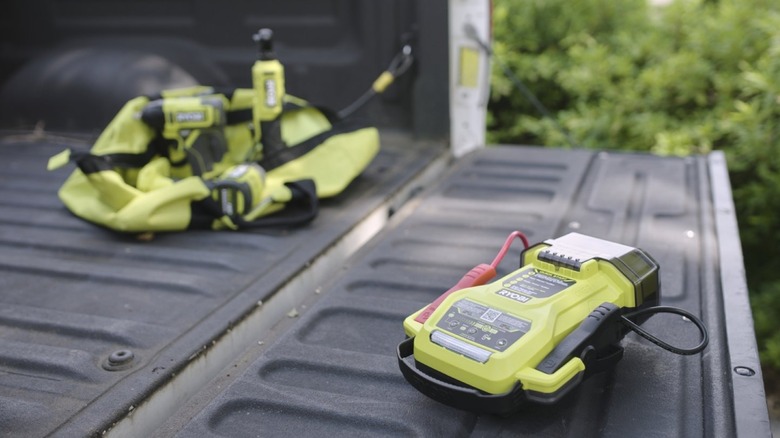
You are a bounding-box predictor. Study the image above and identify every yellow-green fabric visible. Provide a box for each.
[59,168,210,232]
[55,87,379,233]
[89,96,155,157]
[269,126,379,198]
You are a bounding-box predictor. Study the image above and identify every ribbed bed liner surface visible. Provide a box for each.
[169,146,757,437]
[0,131,441,437]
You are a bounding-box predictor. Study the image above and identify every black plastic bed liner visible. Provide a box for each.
[154,146,769,437]
[0,130,445,437]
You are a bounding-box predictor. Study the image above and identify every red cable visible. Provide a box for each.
[490,231,530,269]
[414,230,530,324]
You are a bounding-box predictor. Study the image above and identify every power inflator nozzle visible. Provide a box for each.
[253,28,276,61]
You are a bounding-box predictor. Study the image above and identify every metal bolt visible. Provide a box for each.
[108,349,134,365]
[733,366,755,377]
[103,349,136,371]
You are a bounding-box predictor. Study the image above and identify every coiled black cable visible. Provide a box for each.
[620,306,709,355]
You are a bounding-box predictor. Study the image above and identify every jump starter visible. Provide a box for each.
[397,232,707,415]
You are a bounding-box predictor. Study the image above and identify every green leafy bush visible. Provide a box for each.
[489,0,780,370]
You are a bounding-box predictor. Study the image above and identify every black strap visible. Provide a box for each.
[189,179,319,230]
[258,119,369,171]
[72,149,158,175]
[225,100,340,125]
[72,152,113,174]
[189,196,224,230]
[235,179,319,229]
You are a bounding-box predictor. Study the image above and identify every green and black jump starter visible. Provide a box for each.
[398,232,706,415]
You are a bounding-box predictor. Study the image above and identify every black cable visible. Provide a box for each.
[620,306,709,355]
[463,23,580,149]
[336,89,376,121]
[337,45,414,120]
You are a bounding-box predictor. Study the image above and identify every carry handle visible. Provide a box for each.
[396,337,524,415]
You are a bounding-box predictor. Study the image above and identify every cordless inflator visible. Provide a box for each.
[398,232,708,414]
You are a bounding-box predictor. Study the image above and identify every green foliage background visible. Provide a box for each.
[488,0,780,372]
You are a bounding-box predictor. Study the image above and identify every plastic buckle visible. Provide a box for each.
[209,180,253,221]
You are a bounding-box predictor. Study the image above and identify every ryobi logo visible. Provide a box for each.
[264,79,277,107]
[175,111,206,123]
[496,289,531,303]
